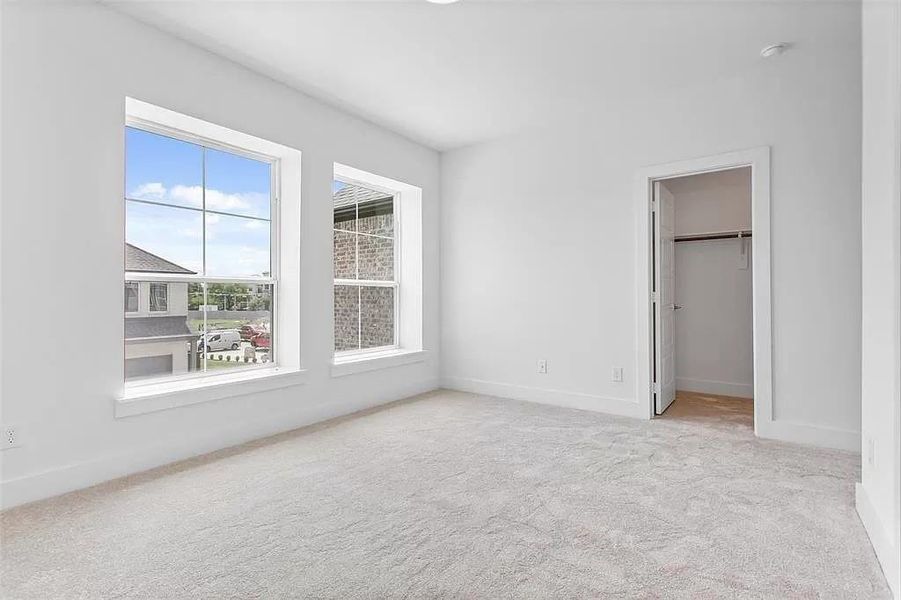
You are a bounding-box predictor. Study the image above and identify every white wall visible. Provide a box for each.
[668,168,751,236]
[674,242,753,398]
[441,1,862,449]
[857,0,901,595]
[667,171,753,399]
[0,3,440,508]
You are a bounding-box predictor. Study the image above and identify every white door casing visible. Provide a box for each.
[654,181,677,414]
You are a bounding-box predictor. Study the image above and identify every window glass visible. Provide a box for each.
[205,148,271,220]
[333,180,396,353]
[360,286,394,349]
[125,282,139,313]
[149,283,168,312]
[334,285,359,352]
[205,212,271,278]
[126,127,202,210]
[125,127,274,383]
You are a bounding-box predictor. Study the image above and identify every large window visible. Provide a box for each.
[333,179,398,354]
[125,125,276,383]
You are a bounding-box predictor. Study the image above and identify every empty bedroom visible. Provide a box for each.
[1,0,899,598]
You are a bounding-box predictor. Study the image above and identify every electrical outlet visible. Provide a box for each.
[1,425,20,450]
[537,359,548,374]
[612,367,624,383]
[867,437,875,468]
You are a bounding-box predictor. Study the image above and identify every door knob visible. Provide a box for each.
[673,304,683,310]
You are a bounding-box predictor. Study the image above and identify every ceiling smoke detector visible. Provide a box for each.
[760,43,790,58]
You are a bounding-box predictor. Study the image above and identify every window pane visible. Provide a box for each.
[198,284,273,371]
[126,201,203,275]
[357,195,394,237]
[332,181,356,232]
[358,234,394,280]
[125,282,139,312]
[334,230,357,279]
[360,286,394,349]
[126,127,203,210]
[125,281,200,381]
[205,213,271,278]
[149,283,168,312]
[334,285,360,352]
[205,148,271,220]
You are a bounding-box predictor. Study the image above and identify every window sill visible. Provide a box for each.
[116,367,308,418]
[331,349,427,377]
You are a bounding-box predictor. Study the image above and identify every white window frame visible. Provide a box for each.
[124,120,279,378]
[331,163,425,376]
[118,98,305,418]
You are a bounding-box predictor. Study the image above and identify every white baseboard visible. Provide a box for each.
[441,376,644,419]
[856,483,900,597]
[0,378,439,511]
[676,376,753,399]
[444,376,859,453]
[756,417,861,452]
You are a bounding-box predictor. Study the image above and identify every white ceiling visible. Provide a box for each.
[104,0,853,151]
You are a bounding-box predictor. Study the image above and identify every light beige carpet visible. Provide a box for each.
[0,389,890,599]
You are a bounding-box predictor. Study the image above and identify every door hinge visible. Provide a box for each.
[651,381,660,394]
[651,291,658,303]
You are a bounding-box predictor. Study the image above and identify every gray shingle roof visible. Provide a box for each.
[125,316,194,340]
[126,244,195,274]
[333,183,392,210]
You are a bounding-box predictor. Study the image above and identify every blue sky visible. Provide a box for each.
[125,127,271,277]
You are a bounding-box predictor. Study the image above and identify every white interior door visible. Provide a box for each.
[654,182,677,414]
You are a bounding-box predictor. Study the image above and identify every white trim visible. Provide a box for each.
[123,98,303,406]
[856,483,901,596]
[331,349,427,377]
[116,368,308,418]
[442,376,645,419]
[675,377,754,399]
[635,147,774,438]
[756,418,860,452]
[334,279,398,288]
[124,272,275,285]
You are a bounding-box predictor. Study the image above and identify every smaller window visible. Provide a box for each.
[149,283,168,312]
[125,282,139,313]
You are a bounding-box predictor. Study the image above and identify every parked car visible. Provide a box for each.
[250,332,271,349]
[198,330,241,352]
[239,324,264,341]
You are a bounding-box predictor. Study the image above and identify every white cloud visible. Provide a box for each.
[167,185,203,208]
[131,182,166,201]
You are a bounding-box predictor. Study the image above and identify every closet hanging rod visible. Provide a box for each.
[674,230,752,243]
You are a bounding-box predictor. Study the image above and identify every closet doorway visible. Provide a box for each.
[654,168,753,420]
[635,148,773,436]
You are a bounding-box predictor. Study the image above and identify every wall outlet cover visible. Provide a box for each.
[1,425,20,450]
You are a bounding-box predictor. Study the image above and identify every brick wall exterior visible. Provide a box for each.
[334,212,395,351]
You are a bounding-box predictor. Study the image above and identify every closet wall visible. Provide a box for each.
[664,168,754,398]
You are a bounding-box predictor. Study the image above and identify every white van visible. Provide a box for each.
[197,330,242,352]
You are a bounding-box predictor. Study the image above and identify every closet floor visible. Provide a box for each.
[663,390,754,428]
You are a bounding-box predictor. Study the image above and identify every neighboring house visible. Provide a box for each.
[124,243,196,380]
